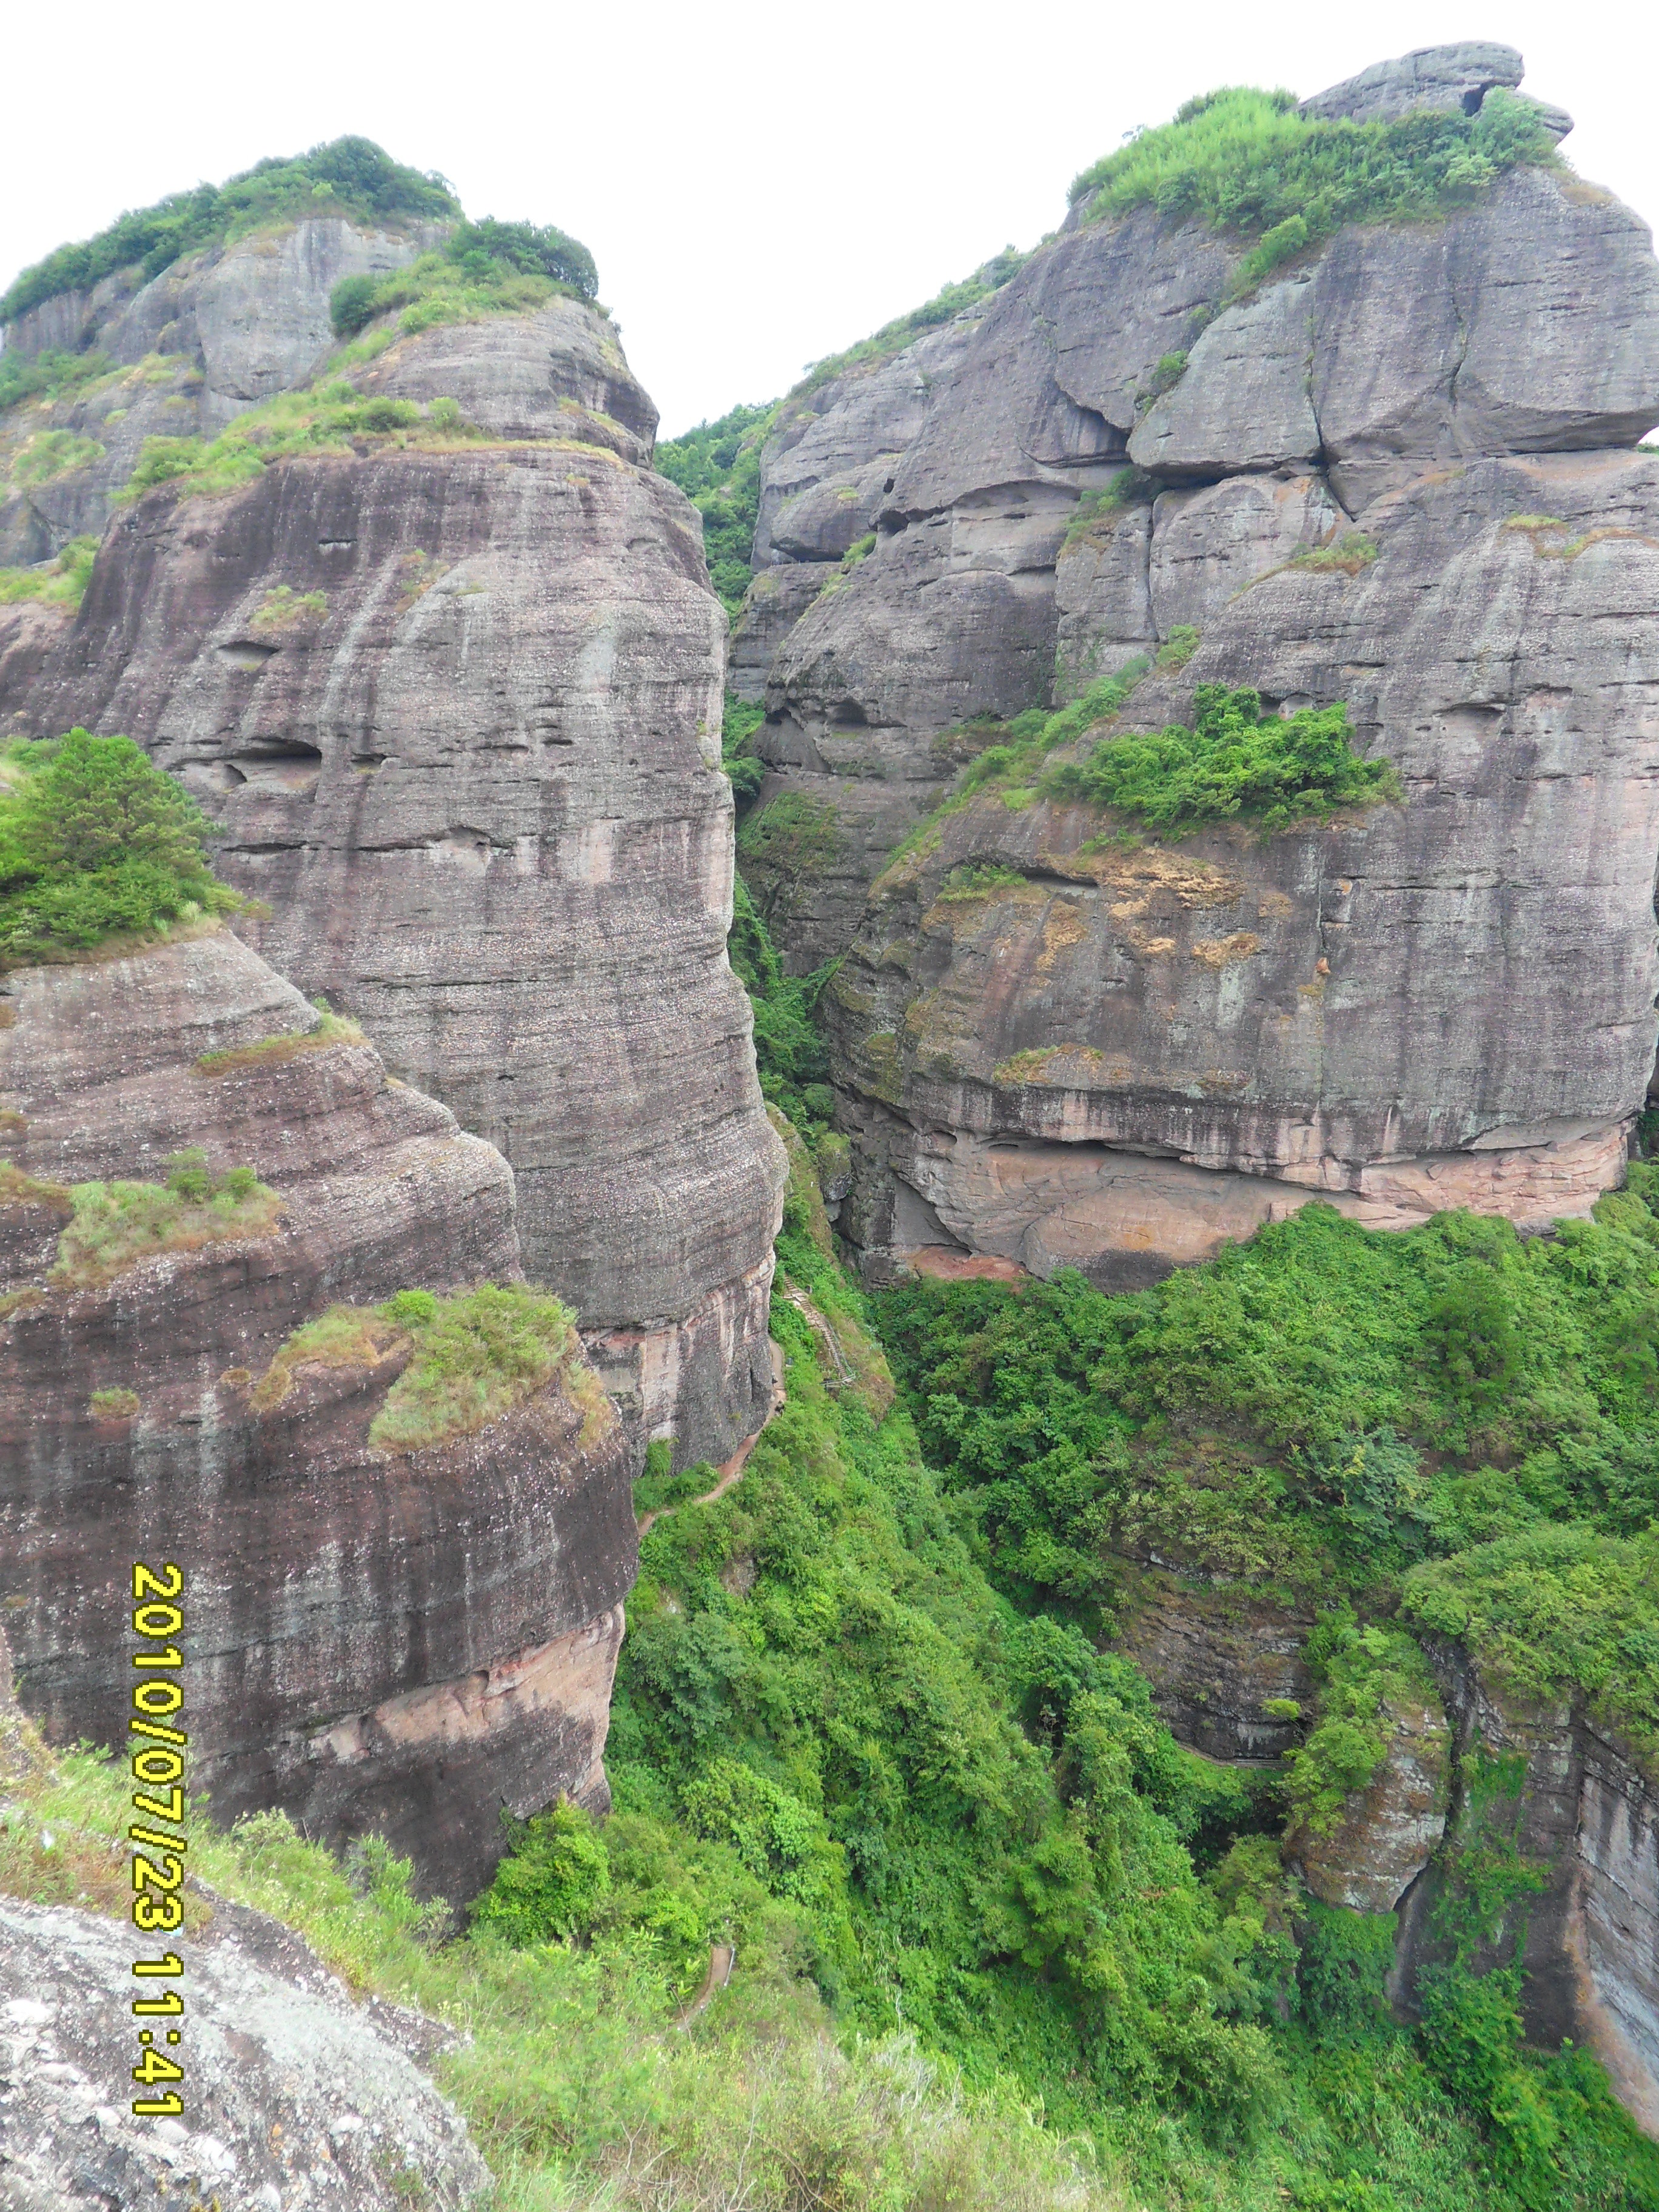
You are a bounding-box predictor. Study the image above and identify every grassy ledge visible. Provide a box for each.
[47,1151,280,1290]
[193,1007,366,1075]
[247,1282,600,1456]
[1069,85,1563,291]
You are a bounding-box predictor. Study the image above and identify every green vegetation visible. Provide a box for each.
[0,536,98,610]
[10,429,104,487]
[1069,86,1562,284]
[718,692,766,801]
[248,1282,590,1455]
[0,346,115,417]
[0,729,243,969]
[50,1150,280,1288]
[326,216,598,341]
[117,383,489,505]
[1044,683,1399,835]
[87,1387,139,1420]
[737,786,845,880]
[1,137,458,326]
[655,401,772,618]
[194,1005,364,1074]
[728,874,836,1129]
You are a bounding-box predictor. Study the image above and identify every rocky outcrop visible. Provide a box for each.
[1298,41,1571,141]
[1,215,438,558]
[725,45,1659,1281]
[0,1894,489,2209]
[738,55,1658,1007]
[1112,1567,1313,1760]
[828,442,1659,1286]
[1390,1654,1659,2137]
[1289,1691,1452,1915]
[7,310,787,1469]
[0,929,636,1895]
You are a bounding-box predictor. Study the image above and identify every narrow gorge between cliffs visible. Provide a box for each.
[5,44,1659,2212]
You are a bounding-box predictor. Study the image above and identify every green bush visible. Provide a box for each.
[446,216,597,298]
[0,729,242,968]
[1068,86,1561,268]
[52,1150,280,1287]
[0,347,114,416]
[0,536,98,611]
[1,138,459,325]
[656,401,773,619]
[1044,684,1399,835]
[327,272,381,338]
[471,1800,611,1944]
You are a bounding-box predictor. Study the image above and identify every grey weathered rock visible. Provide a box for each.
[8,321,786,1466]
[1111,1568,1313,1761]
[1,218,440,558]
[1289,1689,1452,1914]
[748,104,1658,971]
[0,930,635,1895]
[1147,472,1343,634]
[1127,278,1322,480]
[827,449,1659,1284]
[0,1895,489,2209]
[350,297,657,458]
[730,564,829,701]
[1299,42,1523,127]
[1392,1651,1659,2135]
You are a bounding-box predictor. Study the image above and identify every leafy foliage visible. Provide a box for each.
[0,535,98,610]
[728,874,835,1129]
[1069,86,1561,275]
[1,138,459,325]
[655,401,773,618]
[0,729,241,968]
[1044,685,1399,834]
[327,217,598,339]
[0,346,115,417]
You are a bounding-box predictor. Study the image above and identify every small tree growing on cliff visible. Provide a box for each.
[0,729,242,968]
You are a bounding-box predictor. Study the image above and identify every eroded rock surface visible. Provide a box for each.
[800,113,1659,1277]
[0,1895,489,2210]
[8,312,786,1467]
[0,931,635,1895]
[1,215,438,558]
[738,57,1658,1004]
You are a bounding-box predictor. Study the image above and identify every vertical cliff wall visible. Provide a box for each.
[8,304,787,1468]
[0,928,636,1895]
[731,50,1659,1286]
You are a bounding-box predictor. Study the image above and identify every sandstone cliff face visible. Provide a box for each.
[733,50,1659,1284]
[7,311,787,1469]
[1390,1651,1659,2139]
[1,215,436,561]
[0,930,635,1896]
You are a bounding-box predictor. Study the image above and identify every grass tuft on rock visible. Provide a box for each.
[194,1007,365,1076]
[50,1150,280,1289]
[0,537,99,611]
[248,1282,583,1452]
[0,729,243,970]
[1069,84,1562,256]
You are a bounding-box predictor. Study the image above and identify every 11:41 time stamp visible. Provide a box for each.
[129,1561,188,2117]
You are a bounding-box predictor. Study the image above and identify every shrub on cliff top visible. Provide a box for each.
[0,729,242,969]
[1044,685,1399,835]
[247,1281,586,1453]
[1069,85,1561,257]
[51,1150,281,1287]
[1,138,459,326]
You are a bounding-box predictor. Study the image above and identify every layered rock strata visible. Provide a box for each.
[1391,1651,1659,2139]
[0,930,636,1895]
[729,49,1659,1279]
[8,307,787,1468]
[1,214,435,562]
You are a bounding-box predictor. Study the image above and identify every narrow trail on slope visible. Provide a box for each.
[635,1339,786,1537]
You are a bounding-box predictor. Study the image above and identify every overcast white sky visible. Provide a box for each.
[2,2,1654,437]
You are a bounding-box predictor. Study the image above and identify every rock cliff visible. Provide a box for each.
[0,928,635,1895]
[5,302,786,1470]
[732,49,1659,1285]
[1,213,438,564]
